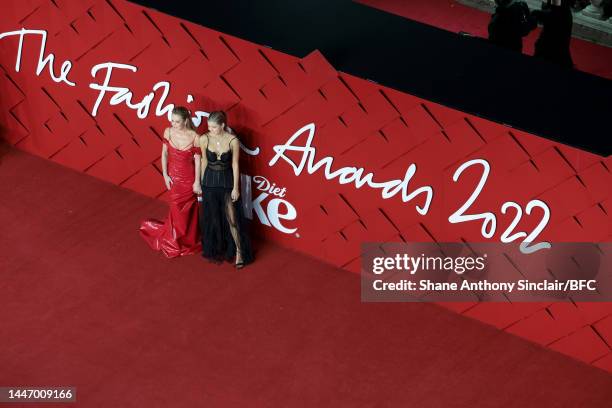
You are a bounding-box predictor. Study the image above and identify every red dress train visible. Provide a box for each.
[139,137,201,257]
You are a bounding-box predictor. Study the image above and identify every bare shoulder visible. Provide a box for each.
[189,130,199,143]
[163,127,170,140]
[200,132,210,147]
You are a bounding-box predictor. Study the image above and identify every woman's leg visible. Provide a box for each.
[224,196,243,264]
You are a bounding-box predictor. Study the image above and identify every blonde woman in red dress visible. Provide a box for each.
[139,106,202,257]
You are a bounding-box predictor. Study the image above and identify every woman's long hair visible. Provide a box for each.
[208,110,237,134]
[172,106,196,130]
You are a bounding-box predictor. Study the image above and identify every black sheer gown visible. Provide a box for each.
[200,136,253,265]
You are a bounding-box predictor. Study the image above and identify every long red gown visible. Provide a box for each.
[139,136,202,257]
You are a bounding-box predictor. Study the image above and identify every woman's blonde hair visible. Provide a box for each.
[208,111,227,128]
[172,106,196,130]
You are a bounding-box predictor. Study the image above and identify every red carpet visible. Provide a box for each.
[1,142,611,407]
[359,0,612,80]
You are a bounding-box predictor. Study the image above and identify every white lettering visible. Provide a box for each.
[269,123,433,215]
[253,175,287,198]
[243,175,297,234]
[0,28,75,86]
[267,198,297,234]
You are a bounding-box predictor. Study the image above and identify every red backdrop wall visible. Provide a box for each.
[1,0,611,372]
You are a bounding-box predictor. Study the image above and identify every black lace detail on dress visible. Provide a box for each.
[200,136,253,265]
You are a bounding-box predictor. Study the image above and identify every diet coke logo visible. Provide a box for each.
[241,175,297,235]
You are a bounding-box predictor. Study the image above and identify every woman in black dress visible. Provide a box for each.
[198,111,253,268]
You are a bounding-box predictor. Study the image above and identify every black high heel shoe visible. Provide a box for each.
[235,251,245,269]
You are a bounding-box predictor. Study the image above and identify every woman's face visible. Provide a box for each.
[208,121,224,136]
[171,114,185,129]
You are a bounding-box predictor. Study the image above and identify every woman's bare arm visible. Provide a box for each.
[231,137,240,201]
[199,133,208,181]
[162,128,172,190]
[193,132,202,194]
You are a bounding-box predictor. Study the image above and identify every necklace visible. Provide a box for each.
[210,134,224,159]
